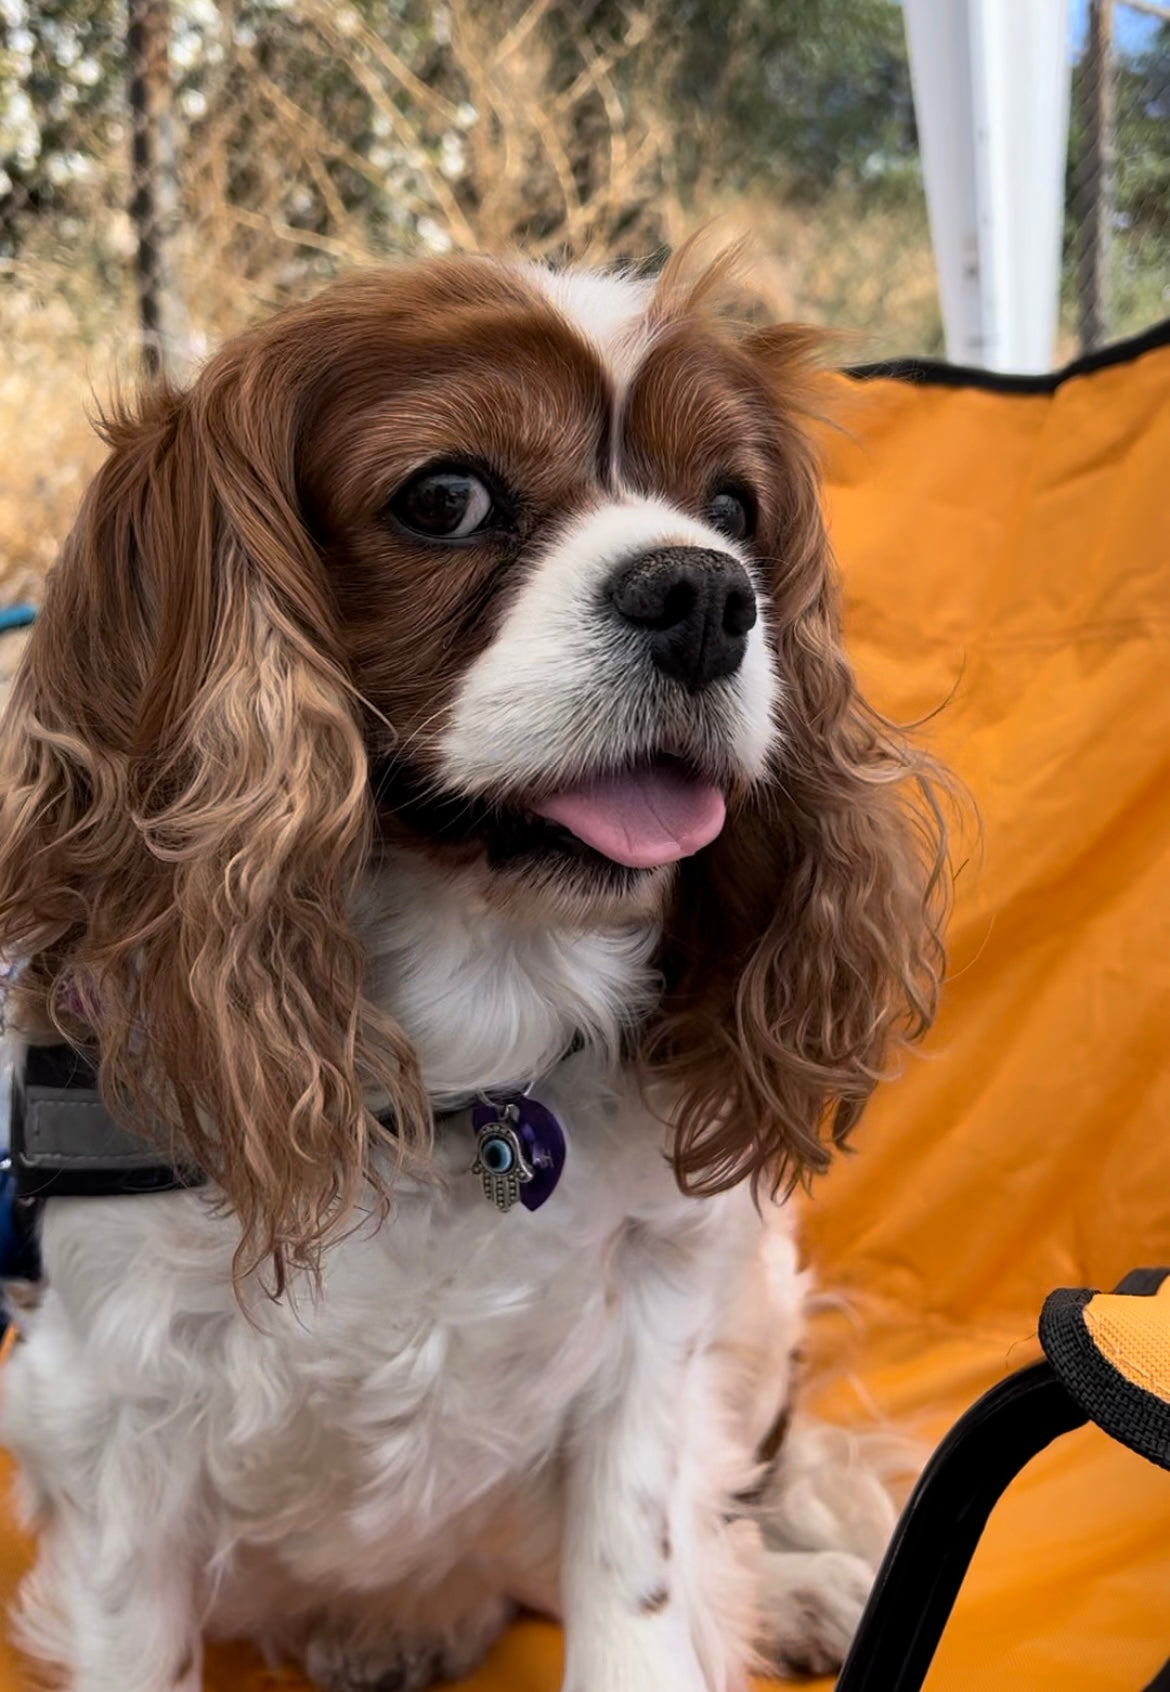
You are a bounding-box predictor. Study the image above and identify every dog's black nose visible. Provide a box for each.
[607,546,757,692]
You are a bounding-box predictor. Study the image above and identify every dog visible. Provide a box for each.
[0,248,946,1692]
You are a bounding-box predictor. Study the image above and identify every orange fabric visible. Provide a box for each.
[800,342,1170,1690]
[1084,1279,1170,1403]
[4,336,1170,1689]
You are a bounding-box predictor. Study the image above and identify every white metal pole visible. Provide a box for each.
[903,0,1072,373]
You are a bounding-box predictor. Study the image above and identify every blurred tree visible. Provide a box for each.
[1,0,1167,342]
[666,0,920,204]
[0,0,921,265]
[0,0,123,254]
[0,0,461,260]
[1112,19,1170,240]
[1067,15,1170,338]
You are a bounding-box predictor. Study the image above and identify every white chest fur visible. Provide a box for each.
[357,855,662,1103]
[0,857,838,1692]
[16,1048,755,1647]
[7,865,776,1650]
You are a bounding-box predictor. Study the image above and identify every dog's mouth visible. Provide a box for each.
[526,761,726,868]
[371,753,729,875]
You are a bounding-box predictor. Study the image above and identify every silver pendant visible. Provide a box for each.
[472,1104,535,1212]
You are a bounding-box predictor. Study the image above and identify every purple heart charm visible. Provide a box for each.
[471,1096,566,1213]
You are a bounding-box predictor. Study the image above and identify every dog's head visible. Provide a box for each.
[0,250,948,1279]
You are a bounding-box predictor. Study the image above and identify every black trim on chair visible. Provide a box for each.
[846,315,1170,395]
[834,1360,1087,1692]
[1113,1267,1170,1299]
[1040,1278,1170,1474]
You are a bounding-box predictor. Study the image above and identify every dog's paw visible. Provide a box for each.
[303,1596,512,1692]
[754,1418,904,1568]
[757,1547,874,1678]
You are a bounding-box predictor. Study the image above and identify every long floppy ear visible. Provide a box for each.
[645,328,950,1196]
[0,344,425,1285]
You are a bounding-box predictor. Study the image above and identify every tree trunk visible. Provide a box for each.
[127,0,177,377]
[1077,0,1115,352]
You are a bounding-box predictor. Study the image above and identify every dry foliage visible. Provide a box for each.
[0,0,943,603]
[0,267,130,603]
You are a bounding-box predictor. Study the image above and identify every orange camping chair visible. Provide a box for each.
[3,319,1170,1690]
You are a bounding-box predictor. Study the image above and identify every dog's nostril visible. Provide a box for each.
[606,545,756,693]
[723,588,757,639]
[659,580,697,631]
[610,570,697,632]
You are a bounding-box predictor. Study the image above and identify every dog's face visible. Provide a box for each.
[299,263,808,924]
[0,251,947,1281]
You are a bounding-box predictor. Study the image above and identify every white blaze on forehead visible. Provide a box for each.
[438,495,779,796]
[521,262,655,387]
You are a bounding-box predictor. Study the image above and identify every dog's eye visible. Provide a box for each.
[391,470,494,539]
[707,488,753,543]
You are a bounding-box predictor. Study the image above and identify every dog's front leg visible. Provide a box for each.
[559,1224,752,1692]
[11,1490,203,1692]
[3,1314,205,1692]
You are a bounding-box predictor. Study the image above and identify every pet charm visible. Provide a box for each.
[470,1094,568,1213]
[472,1105,534,1211]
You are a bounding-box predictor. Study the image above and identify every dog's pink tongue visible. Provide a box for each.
[532,765,726,869]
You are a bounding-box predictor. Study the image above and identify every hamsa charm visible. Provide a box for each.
[470,1094,567,1214]
[472,1104,534,1211]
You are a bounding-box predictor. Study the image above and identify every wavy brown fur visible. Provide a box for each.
[0,338,427,1290]
[645,318,949,1195]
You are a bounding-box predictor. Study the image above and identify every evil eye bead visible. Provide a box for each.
[471,1104,541,1212]
[479,1134,515,1176]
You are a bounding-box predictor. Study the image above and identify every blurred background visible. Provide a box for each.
[0,0,1167,608]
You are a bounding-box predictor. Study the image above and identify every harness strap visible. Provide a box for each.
[2,1038,578,1295]
[10,1044,205,1201]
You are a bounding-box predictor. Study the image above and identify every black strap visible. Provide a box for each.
[4,1041,564,1292]
[10,1043,205,1201]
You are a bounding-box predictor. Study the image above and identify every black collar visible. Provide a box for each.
[2,1032,587,1289]
[5,1030,590,1205]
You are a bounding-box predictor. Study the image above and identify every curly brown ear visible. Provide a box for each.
[645,333,949,1196]
[0,346,425,1285]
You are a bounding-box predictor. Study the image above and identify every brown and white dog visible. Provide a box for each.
[0,250,946,1692]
